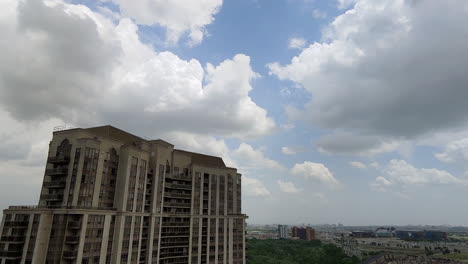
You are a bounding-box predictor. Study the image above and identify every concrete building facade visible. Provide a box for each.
[277,225,288,239]
[0,126,247,264]
[291,227,315,241]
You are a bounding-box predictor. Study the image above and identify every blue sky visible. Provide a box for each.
[2,0,468,225]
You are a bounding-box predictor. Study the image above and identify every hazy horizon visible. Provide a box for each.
[1,0,468,227]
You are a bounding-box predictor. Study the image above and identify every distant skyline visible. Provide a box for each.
[2,0,468,226]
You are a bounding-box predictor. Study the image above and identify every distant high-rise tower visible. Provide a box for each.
[0,125,247,264]
[277,225,289,239]
[291,227,315,241]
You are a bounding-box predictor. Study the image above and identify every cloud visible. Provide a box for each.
[312,9,327,19]
[316,132,399,156]
[112,0,222,45]
[233,143,284,169]
[0,0,274,140]
[278,180,301,193]
[162,132,236,167]
[337,0,356,9]
[349,161,367,169]
[372,160,464,191]
[370,176,392,192]
[435,138,468,163]
[288,37,307,50]
[291,161,339,185]
[270,0,468,150]
[243,176,271,197]
[281,147,304,155]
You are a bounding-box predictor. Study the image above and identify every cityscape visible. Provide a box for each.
[2,0,468,263]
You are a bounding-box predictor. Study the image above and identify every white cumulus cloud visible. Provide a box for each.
[435,138,468,163]
[288,37,306,50]
[278,180,301,193]
[233,143,283,169]
[112,0,222,45]
[243,176,271,197]
[349,161,367,169]
[270,0,468,155]
[291,161,339,185]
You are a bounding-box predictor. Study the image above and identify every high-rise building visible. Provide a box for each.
[291,227,315,241]
[0,125,247,264]
[277,225,288,239]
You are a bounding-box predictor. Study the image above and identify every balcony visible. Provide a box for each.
[164,192,191,199]
[165,183,192,190]
[163,202,191,208]
[47,155,70,164]
[43,181,66,188]
[0,250,22,259]
[3,221,29,228]
[0,236,25,243]
[40,193,64,201]
[45,167,68,177]
[65,236,80,244]
[62,251,77,259]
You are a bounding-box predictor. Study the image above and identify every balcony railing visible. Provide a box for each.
[163,202,191,208]
[43,181,67,188]
[62,251,77,259]
[67,221,81,229]
[47,156,70,164]
[165,183,192,190]
[3,221,29,227]
[40,193,64,201]
[65,236,80,244]
[0,250,22,258]
[0,236,25,243]
[45,167,68,176]
[8,205,117,211]
[164,192,191,199]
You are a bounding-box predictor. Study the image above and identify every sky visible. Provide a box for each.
[1,0,468,226]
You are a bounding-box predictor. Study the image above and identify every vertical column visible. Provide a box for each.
[126,216,135,262]
[223,218,227,264]
[76,214,89,263]
[131,159,140,213]
[92,151,105,208]
[99,215,112,264]
[242,219,246,264]
[214,218,219,264]
[135,217,143,264]
[32,213,53,264]
[20,215,34,264]
[228,218,233,264]
[72,149,85,206]
[110,214,125,264]
[146,217,155,263]
[206,174,212,264]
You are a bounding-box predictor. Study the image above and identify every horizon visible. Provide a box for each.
[2,0,468,227]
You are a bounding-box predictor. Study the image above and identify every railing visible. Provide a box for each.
[8,205,117,211]
[165,183,192,190]
[67,221,81,229]
[164,192,191,199]
[163,202,191,208]
[40,193,64,201]
[0,236,25,242]
[47,156,70,164]
[3,221,29,227]
[45,167,68,176]
[43,181,67,188]
[0,250,22,258]
[62,251,77,259]
[65,236,80,244]
[165,174,192,181]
